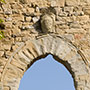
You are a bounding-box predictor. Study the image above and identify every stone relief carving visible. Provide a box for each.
[41,12,55,33]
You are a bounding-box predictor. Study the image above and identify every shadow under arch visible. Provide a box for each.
[1,34,89,90]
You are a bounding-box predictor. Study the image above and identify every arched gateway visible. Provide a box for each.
[0,34,90,90]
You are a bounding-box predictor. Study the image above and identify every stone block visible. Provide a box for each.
[76,15,89,23]
[32,17,40,23]
[83,7,90,15]
[65,28,86,34]
[3,87,9,90]
[5,0,16,3]
[11,58,26,70]
[11,3,23,10]
[18,51,32,63]
[63,34,74,41]
[15,37,22,42]
[50,0,65,7]
[12,45,18,51]
[64,6,74,14]
[25,17,32,22]
[12,28,21,35]
[19,0,29,4]
[0,51,4,57]
[70,22,81,29]
[24,7,35,16]
[30,0,49,8]
[5,17,12,22]
[3,44,11,51]
[12,14,24,21]
[65,0,79,6]
[35,7,40,13]
[4,22,12,29]
[4,9,12,15]
[79,0,90,5]
[1,40,12,50]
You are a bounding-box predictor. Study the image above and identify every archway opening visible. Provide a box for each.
[18,54,75,90]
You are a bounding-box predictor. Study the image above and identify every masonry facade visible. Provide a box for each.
[0,0,90,90]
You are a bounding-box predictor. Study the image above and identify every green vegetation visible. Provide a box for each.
[0,19,4,23]
[0,0,5,39]
[0,31,4,39]
[0,0,6,3]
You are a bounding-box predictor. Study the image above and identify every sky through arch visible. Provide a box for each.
[19,54,75,90]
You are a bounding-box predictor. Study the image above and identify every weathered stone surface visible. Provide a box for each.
[41,13,55,33]
[50,0,65,7]
[65,0,79,6]
[11,58,26,70]
[3,87,9,90]
[65,28,86,34]
[0,0,90,90]
[25,8,35,15]
[0,82,3,90]
[83,6,90,15]
[0,51,4,57]
[25,16,32,22]
[70,22,81,29]
[76,15,89,23]
[18,51,32,63]
[32,17,40,23]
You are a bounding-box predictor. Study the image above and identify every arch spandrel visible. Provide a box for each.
[1,35,90,90]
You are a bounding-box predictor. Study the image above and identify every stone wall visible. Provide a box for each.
[0,0,90,90]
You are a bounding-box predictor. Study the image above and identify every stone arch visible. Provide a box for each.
[1,35,90,90]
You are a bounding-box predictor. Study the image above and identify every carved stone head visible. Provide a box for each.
[41,12,55,33]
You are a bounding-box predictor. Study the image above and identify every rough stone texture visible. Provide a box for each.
[0,0,90,90]
[41,13,55,33]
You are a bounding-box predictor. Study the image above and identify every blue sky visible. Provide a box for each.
[19,54,75,90]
